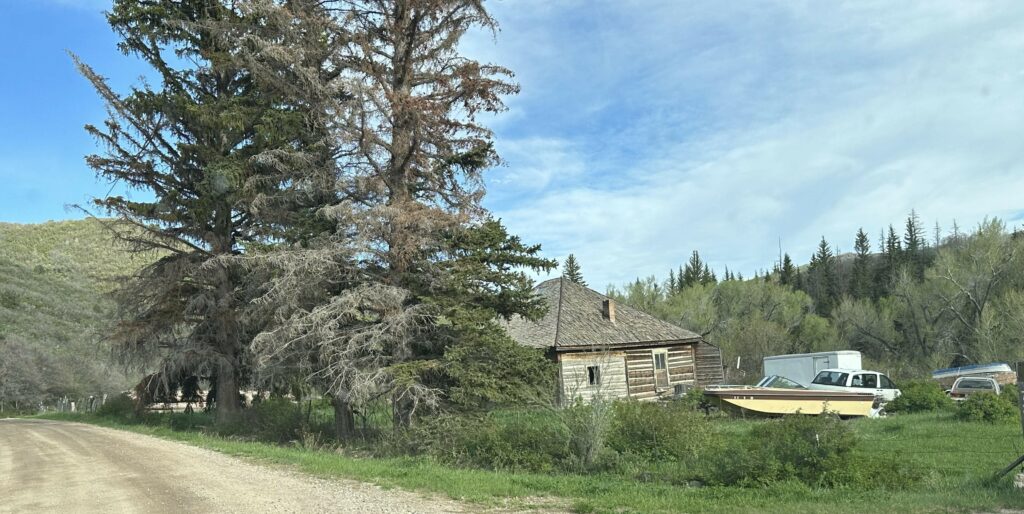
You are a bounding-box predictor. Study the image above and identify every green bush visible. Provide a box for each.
[166,412,214,431]
[677,387,709,412]
[607,401,717,462]
[709,413,858,487]
[885,380,953,413]
[560,400,614,470]
[95,393,136,419]
[211,398,305,443]
[1000,383,1019,406]
[956,392,1017,423]
[406,410,571,473]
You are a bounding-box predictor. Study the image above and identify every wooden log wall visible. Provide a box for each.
[624,343,697,401]
[558,351,629,403]
[694,342,725,387]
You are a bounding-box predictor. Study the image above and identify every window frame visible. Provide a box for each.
[652,349,670,389]
[587,365,601,387]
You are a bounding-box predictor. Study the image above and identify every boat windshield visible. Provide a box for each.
[761,375,807,389]
[812,371,849,386]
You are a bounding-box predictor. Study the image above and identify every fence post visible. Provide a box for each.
[995,365,1024,481]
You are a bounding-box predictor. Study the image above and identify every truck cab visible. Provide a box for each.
[808,369,901,402]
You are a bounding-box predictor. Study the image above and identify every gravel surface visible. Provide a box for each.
[0,418,471,513]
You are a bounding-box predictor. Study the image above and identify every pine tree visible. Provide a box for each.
[73,0,328,421]
[563,254,586,286]
[667,268,677,294]
[701,263,717,285]
[682,250,705,288]
[807,237,839,315]
[903,210,926,281]
[779,253,795,286]
[248,0,543,436]
[849,228,872,299]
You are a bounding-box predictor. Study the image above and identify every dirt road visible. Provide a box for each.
[0,418,468,513]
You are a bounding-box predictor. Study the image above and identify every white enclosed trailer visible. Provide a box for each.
[762,351,863,387]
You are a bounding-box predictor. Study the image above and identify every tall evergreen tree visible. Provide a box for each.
[74,0,325,420]
[563,254,586,286]
[779,253,795,286]
[807,237,839,315]
[250,0,544,432]
[903,210,927,281]
[682,250,705,288]
[849,228,872,299]
[701,263,717,285]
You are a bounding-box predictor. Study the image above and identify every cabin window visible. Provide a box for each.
[653,350,669,388]
[587,365,601,386]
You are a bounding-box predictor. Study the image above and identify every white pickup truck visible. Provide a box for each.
[807,368,902,402]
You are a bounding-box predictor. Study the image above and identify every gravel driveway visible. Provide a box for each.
[0,418,470,513]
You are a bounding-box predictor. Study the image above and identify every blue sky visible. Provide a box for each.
[3,1,1024,288]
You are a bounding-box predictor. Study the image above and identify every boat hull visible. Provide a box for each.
[931,363,1017,389]
[703,388,876,417]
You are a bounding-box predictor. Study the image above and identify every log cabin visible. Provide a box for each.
[503,277,724,404]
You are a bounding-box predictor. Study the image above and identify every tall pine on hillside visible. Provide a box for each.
[806,237,840,315]
[903,210,927,281]
[849,228,872,299]
[779,253,795,286]
[682,250,706,288]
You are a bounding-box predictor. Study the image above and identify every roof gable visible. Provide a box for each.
[504,278,701,349]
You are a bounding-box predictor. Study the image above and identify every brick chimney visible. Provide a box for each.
[602,299,616,323]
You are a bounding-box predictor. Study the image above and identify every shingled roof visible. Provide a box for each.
[504,277,702,350]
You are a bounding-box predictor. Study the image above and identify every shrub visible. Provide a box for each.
[885,380,953,413]
[709,413,858,487]
[560,399,614,470]
[0,289,19,309]
[1000,383,1019,407]
[95,393,136,419]
[404,410,571,473]
[677,387,709,412]
[210,398,305,443]
[607,401,716,462]
[956,392,1017,423]
[166,412,213,431]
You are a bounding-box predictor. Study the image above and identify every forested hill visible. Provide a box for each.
[0,219,154,409]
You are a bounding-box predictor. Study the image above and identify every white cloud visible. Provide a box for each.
[471,0,1024,288]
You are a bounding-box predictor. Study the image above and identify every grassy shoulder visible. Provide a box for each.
[32,410,1024,514]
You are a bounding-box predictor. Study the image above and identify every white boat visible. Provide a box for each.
[704,377,878,417]
[931,362,1016,388]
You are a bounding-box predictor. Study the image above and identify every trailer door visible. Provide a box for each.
[813,356,830,373]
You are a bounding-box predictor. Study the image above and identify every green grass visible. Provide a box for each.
[32,411,1024,513]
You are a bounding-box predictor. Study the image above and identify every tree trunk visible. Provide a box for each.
[215,363,242,422]
[331,396,355,441]
[392,395,414,429]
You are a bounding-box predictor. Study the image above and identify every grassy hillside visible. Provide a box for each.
[0,218,156,407]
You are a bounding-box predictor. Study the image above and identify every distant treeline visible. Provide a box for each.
[610,213,1024,381]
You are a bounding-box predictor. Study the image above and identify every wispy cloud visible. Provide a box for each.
[469,0,1024,288]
